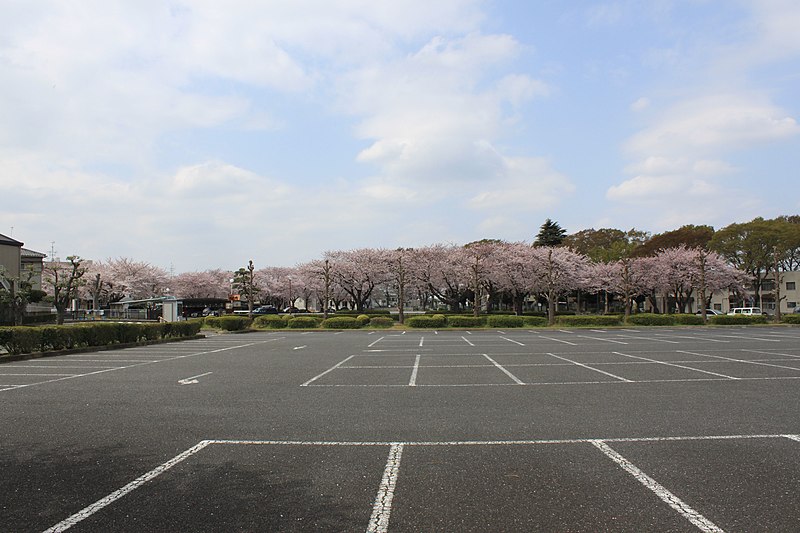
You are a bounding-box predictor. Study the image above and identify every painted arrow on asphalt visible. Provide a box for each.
[178,372,212,385]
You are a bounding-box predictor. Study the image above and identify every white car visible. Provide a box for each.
[727,307,765,316]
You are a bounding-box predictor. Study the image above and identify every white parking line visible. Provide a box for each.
[366,443,404,533]
[591,440,724,533]
[740,349,800,359]
[677,350,800,373]
[617,335,680,344]
[613,351,741,380]
[42,440,213,533]
[500,336,525,346]
[42,432,797,533]
[419,337,424,347]
[654,333,728,343]
[483,353,525,384]
[1,339,284,394]
[461,336,475,346]
[368,336,385,348]
[300,355,356,387]
[578,335,628,345]
[409,355,421,386]
[536,335,577,346]
[547,353,632,382]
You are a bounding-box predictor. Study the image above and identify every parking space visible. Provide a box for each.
[303,329,800,388]
[3,326,800,531]
[40,435,800,532]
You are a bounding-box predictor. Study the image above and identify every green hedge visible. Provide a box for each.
[254,315,287,329]
[487,315,525,328]
[709,314,768,325]
[356,314,371,326]
[783,314,800,324]
[204,316,252,331]
[321,316,363,329]
[287,316,322,329]
[523,316,548,327]
[406,315,447,328]
[332,310,391,316]
[0,321,202,356]
[674,314,704,325]
[626,313,675,326]
[556,315,623,327]
[446,316,487,327]
[369,317,395,328]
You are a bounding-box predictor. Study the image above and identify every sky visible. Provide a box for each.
[2,0,799,273]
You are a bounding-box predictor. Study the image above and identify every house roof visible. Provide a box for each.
[0,233,23,247]
[21,247,47,259]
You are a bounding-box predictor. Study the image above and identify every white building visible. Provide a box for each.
[708,270,800,315]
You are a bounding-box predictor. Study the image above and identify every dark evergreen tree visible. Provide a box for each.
[534,218,567,246]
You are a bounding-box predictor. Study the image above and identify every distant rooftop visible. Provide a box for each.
[21,247,47,259]
[0,233,23,247]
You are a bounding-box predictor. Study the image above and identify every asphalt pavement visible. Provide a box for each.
[2,326,800,532]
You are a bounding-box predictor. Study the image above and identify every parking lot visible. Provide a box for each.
[2,327,800,531]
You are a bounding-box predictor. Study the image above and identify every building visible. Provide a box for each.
[0,233,23,284]
[708,270,800,315]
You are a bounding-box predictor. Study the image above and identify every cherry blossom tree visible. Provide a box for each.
[414,244,471,312]
[490,242,535,315]
[463,240,502,316]
[529,246,590,325]
[170,269,231,299]
[325,248,389,312]
[587,256,656,318]
[102,257,169,301]
[42,256,86,324]
[384,248,422,324]
[655,247,697,313]
[297,259,347,315]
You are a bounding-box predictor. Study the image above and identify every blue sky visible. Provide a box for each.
[2,0,798,272]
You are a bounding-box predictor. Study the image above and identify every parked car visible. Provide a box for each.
[695,309,723,315]
[726,307,766,316]
[282,307,309,313]
[235,306,278,315]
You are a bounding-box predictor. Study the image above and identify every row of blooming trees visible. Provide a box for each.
[25,215,797,324]
[37,241,748,326]
[214,243,744,325]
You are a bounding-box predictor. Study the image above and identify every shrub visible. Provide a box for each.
[322,316,363,329]
[674,314,704,325]
[523,316,548,327]
[710,314,768,325]
[40,326,73,351]
[556,315,622,327]
[0,327,12,351]
[0,321,201,356]
[287,316,321,329]
[626,314,675,326]
[783,314,800,324]
[446,316,486,327]
[356,314,371,326]
[487,315,525,328]
[254,315,287,329]
[369,317,394,328]
[205,316,251,331]
[406,315,447,328]
[168,320,202,337]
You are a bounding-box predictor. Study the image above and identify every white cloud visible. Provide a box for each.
[467,157,574,210]
[630,96,650,112]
